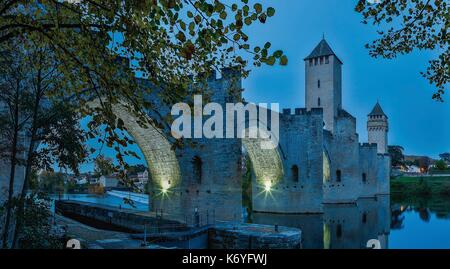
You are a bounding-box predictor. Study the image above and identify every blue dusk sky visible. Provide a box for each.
[78,1,449,172]
[242,0,449,158]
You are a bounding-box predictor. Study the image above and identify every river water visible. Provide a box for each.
[56,193,450,249]
[52,193,149,211]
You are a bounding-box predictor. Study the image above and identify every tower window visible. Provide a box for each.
[291,165,299,183]
[318,98,321,107]
[314,58,318,65]
[362,173,367,183]
[192,156,202,184]
[309,59,313,66]
[362,212,367,224]
[320,57,324,65]
[318,80,321,88]
[336,170,342,182]
[325,56,329,64]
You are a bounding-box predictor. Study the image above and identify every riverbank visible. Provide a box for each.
[55,200,302,249]
[55,214,167,249]
[391,176,450,196]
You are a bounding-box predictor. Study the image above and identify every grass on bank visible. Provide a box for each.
[391,176,450,196]
[429,168,450,175]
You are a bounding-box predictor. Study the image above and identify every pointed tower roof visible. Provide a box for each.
[304,38,342,64]
[368,102,387,118]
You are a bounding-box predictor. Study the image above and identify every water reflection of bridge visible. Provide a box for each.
[252,195,390,249]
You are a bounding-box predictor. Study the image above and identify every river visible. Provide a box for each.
[54,193,450,249]
[51,193,149,211]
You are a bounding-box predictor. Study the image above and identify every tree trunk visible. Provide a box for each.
[11,128,36,249]
[2,80,20,249]
[11,68,42,249]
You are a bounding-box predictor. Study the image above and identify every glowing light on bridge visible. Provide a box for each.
[264,181,272,192]
[161,180,171,194]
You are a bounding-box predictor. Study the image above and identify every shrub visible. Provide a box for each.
[17,193,65,249]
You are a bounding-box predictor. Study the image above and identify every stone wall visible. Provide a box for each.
[55,200,189,233]
[376,154,391,195]
[252,108,324,214]
[252,212,323,249]
[323,113,361,203]
[208,223,301,249]
[149,69,243,223]
[359,143,379,198]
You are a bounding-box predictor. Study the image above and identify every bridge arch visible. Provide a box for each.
[89,100,284,221]
[243,135,284,190]
[241,112,284,192]
[88,101,181,194]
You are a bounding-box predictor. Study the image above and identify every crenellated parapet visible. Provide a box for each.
[359,143,378,149]
[281,107,323,116]
[197,67,243,103]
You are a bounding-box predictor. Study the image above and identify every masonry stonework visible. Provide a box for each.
[115,38,391,218]
[251,38,390,213]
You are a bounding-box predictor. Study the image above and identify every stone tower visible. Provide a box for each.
[304,38,343,133]
[367,102,389,154]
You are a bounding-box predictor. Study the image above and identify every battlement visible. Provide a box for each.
[310,108,324,115]
[115,54,241,84]
[282,107,323,116]
[140,67,241,88]
[360,143,378,149]
[198,70,217,81]
[198,67,242,81]
[222,66,241,78]
[282,108,307,115]
[196,67,242,89]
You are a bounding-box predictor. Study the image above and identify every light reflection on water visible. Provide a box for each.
[389,194,450,249]
[249,196,390,249]
[250,195,450,249]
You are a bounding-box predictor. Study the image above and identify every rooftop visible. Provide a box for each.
[304,38,342,64]
[368,102,387,118]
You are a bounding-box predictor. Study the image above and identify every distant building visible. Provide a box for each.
[129,169,149,192]
[76,177,88,185]
[405,165,421,174]
[99,175,119,188]
[89,177,99,184]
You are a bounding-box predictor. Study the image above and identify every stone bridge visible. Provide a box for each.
[99,69,291,223]
[100,67,389,223]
